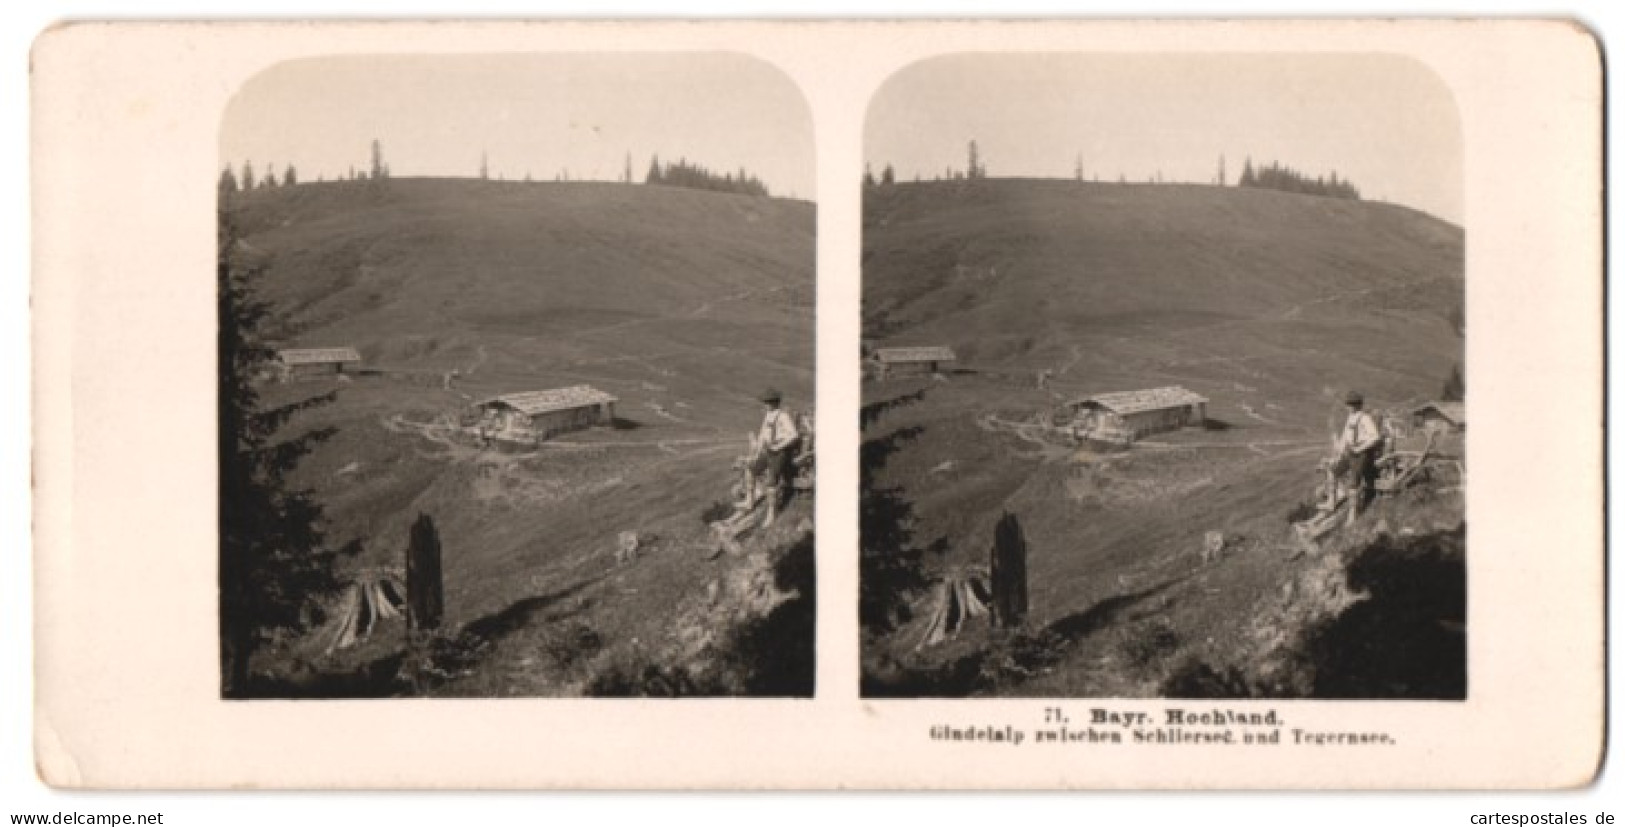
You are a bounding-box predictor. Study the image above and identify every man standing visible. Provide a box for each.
[753,388,800,528]
[1339,390,1383,520]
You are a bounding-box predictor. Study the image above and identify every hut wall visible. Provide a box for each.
[1120,406,1192,438]
[286,362,343,380]
[531,405,604,440]
[885,361,933,378]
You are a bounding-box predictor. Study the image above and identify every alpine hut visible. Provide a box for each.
[1411,401,1466,434]
[873,346,957,379]
[473,386,618,443]
[1070,386,1208,443]
[276,347,362,381]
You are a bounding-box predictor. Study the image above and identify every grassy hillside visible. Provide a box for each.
[227,178,815,696]
[861,179,1464,698]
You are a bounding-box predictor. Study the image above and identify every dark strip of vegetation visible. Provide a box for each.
[1238,158,1361,201]
[645,155,770,197]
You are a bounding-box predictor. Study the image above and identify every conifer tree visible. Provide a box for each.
[406,513,444,632]
[217,212,347,697]
[1441,364,1465,402]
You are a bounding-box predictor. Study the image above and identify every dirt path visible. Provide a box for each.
[1238,402,1278,424]
[1281,286,1376,320]
[689,286,774,318]
[383,412,737,458]
[1057,343,1086,376]
[1134,439,1324,459]
[974,413,1079,462]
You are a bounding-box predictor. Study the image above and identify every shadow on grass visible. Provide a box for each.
[1303,525,1466,699]
[862,579,1185,698]
[459,574,606,645]
[247,575,607,699]
[1043,579,1183,643]
[586,532,816,697]
[1163,524,1466,699]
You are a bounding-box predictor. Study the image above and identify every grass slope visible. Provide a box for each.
[230,178,815,696]
[861,179,1464,697]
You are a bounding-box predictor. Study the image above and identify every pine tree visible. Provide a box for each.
[863,163,876,189]
[1441,364,1465,402]
[646,155,661,185]
[1239,157,1255,187]
[371,140,384,180]
[265,163,278,188]
[241,160,256,191]
[218,165,239,199]
[405,513,444,633]
[217,212,347,697]
[881,164,895,186]
[989,512,1029,628]
[283,165,297,187]
[860,390,933,636]
[967,140,982,179]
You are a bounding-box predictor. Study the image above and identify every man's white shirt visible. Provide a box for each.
[1341,410,1380,454]
[759,408,798,452]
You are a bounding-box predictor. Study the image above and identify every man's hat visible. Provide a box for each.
[759,388,782,403]
[1344,390,1364,406]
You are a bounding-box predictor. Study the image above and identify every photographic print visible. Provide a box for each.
[860,54,1466,699]
[217,53,816,699]
[32,21,1600,789]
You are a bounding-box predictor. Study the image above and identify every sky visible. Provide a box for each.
[867,53,1463,224]
[221,53,816,199]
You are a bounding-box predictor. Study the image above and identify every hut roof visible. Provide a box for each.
[1075,386,1208,416]
[278,347,362,366]
[1413,401,1466,425]
[875,346,957,364]
[479,386,618,416]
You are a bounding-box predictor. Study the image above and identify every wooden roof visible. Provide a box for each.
[278,347,362,365]
[1413,401,1466,425]
[874,346,957,364]
[478,386,619,416]
[1074,386,1208,416]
